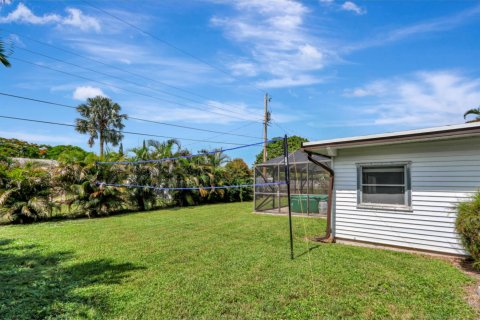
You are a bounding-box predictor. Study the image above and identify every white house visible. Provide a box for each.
[302,122,480,255]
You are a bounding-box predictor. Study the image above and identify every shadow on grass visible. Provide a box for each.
[0,238,143,319]
[295,244,322,259]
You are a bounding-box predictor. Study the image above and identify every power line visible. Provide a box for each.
[97,140,276,165]
[272,120,298,137]
[79,0,265,95]
[15,46,258,120]
[184,122,258,148]
[98,182,284,191]
[10,56,262,123]
[0,92,75,109]
[0,114,251,146]
[0,92,263,140]
[2,28,254,107]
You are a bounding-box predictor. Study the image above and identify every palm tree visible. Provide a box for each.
[147,139,181,159]
[75,96,127,159]
[192,149,230,201]
[0,162,55,223]
[0,155,12,189]
[147,138,181,184]
[53,152,126,217]
[0,38,12,68]
[68,181,125,217]
[464,107,480,123]
[1,1,13,67]
[124,143,160,211]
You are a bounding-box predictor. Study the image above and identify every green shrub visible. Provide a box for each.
[456,191,480,268]
[0,163,55,223]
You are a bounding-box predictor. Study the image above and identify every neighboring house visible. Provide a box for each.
[302,122,480,255]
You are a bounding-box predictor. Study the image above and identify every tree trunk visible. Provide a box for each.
[138,196,146,211]
[99,133,104,160]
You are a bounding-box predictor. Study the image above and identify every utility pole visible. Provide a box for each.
[263,93,271,163]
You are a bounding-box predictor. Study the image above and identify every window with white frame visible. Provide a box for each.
[357,163,411,208]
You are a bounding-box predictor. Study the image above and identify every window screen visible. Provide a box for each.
[358,164,410,207]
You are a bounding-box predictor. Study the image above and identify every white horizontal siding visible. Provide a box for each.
[332,136,480,255]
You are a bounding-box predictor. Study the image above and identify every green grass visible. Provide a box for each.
[0,202,476,319]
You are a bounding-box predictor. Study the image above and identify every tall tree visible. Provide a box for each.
[118,143,124,157]
[464,107,480,123]
[75,96,127,159]
[225,158,252,180]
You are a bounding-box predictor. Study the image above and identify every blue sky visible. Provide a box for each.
[1,0,480,164]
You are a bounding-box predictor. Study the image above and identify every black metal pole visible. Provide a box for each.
[283,135,294,260]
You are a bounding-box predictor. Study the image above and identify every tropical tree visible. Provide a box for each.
[225,158,252,180]
[146,139,181,159]
[0,162,54,223]
[254,136,308,164]
[0,37,11,68]
[75,96,127,159]
[68,181,125,217]
[54,152,125,217]
[464,107,480,123]
[0,155,12,190]
[189,149,230,202]
[148,139,182,190]
[225,158,253,202]
[45,145,90,160]
[118,143,124,157]
[124,142,160,211]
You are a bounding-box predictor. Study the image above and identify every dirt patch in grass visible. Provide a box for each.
[451,257,480,314]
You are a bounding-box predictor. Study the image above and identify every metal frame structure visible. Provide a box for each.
[254,149,330,215]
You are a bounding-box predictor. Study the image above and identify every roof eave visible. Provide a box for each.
[302,126,480,156]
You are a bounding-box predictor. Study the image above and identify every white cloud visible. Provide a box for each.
[229,62,258,77]
[0,3,60,24]
[73,86,106,100]
[0,3,100,31]
[343,81,387,97]
[210,0,332,88]
[346,3,480,52]
[344,71,480,127]
[66,38,216,87]
[341,1,366,15]
[385,5,480,43]
[257,75,324,88]
[62,8,101,32]
[68,39,148,64]
[129,100,262,125]
[127,99,297,125]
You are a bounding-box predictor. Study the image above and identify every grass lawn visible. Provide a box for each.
[0,202,476,319]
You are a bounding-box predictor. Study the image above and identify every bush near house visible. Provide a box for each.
[456,191,480,268]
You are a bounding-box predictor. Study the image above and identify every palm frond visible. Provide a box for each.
[0,189,15,206]
[464,107,480,119]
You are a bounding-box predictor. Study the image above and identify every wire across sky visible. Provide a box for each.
[0,92,263,140]
[0,114,254,146]
[0,2,297,152]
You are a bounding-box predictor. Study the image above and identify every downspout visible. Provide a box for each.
[304,150,335,243]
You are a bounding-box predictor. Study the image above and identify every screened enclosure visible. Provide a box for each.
[254,150,330,215]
